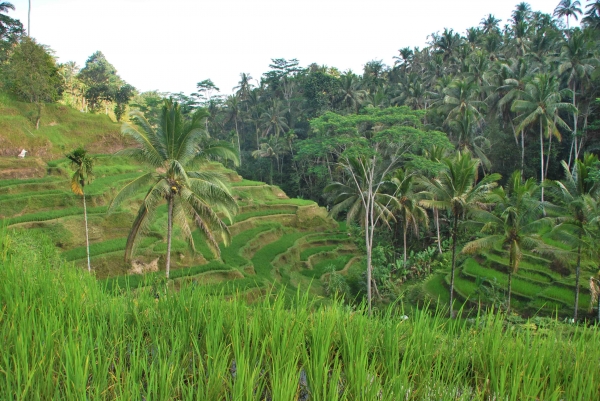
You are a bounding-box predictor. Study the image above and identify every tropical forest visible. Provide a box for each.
[2,0,600,399]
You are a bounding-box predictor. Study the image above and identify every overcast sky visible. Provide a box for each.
[9,0,561,96]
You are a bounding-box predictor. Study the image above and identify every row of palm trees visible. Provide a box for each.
[327,147,600,319]
[124,1,600,203]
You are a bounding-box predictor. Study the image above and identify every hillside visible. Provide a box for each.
[0,93,128,160]
[0,154,360,297]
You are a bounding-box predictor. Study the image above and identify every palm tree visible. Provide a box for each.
[557,30,597,168]
[462,171,550,312]
[66,147,94,273]
[224,95,242,162]
[496,58,536,175]
[109,99,239,279]
[420,150,500,316]
[388,168,428,264]
[512,74,575,202]
[480,14,502,34]
[553,0,583,30]
[582,1,600,29]
[260,100,288,139]
[336,71,366,114]
[547,154,599,320]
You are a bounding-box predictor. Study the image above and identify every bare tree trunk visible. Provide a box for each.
[235,118,241,166]
[165,196,174,279]
[403,222,408,265]
[574,234,582,321]
[365,212,372,315]
[507,252,513,314]
[540,122,545,203]
[449,214,458,318]
[521,129,525,178]
[507,272,512,314]
[545,131,553,180]
[435,208,442,254]
[28,0,31,36]
[83,189,91,273]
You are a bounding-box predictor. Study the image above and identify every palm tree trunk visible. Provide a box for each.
[507,251,513,314]
[82,189,91,273]
[545,131,552,180]
[435,208,442,254]
[574,233,582,321]
[165,196,174,279]
[507,272,512,314]
[365,209,372,316]
[403,223,408,265]
[235,118,241,166]
[521,129,525,178]
[540,122,545,203]
[449,214,458,318]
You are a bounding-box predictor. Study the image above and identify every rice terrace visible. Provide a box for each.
[2,0,600,399]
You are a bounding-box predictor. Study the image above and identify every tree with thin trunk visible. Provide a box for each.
[547,154,599,321]
[512,74,575,202]
[553,0,583,30]
[319,107,451,314]
[387,168,428,265]
[109,99,239,279]
[462,171,553,313]
[420,150,500,317]
[557,30,597,169]
[66,147,94,273]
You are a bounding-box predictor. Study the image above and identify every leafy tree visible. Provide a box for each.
[109,99,239,278]
[78,51,122,112]
[5,37,63,129]
[114,83,136,122]
[320,107,450,314]
[0,1,14,34]
[420,150,500,316]
[66,147,94,273]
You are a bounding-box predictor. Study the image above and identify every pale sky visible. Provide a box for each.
[9,0,560,96]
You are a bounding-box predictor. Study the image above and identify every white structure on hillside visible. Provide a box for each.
[18,149,27,158]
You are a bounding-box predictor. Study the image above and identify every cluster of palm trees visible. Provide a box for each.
[327,145,600,319]
[127,2,600,204]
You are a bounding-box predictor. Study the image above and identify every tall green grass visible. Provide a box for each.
[2,229,600,400]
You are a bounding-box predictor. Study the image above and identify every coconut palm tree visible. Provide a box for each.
[582,0,600,29]
[66,147,94,273]
[420,150,500,316]
[109,99,239,279]
[224,95,242,162]
[553,0,583,30]
[462,171,551,312]
[512,74,575,202]
[388,168,428,264]
[557,30,597,168]
[547,154,600,320]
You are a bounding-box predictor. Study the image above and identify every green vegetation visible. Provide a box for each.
[2,229,600,400]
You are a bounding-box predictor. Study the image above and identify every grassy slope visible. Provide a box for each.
[0,97,354,297]
[3,229,599,400]
[0,92,128,160]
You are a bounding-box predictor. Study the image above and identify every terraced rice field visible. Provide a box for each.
[1,156,359,297]
[423,247,593,316]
